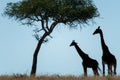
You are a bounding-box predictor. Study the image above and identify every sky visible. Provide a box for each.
[0,0,120,76]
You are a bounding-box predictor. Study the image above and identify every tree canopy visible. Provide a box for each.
[4,0,99,26]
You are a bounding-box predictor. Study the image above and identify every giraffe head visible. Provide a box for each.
[70,40,77,46]
[93,26,102,35]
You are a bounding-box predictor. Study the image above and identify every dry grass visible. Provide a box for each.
[0,75,120,80]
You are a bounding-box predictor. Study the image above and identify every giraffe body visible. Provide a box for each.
[93,26,117,76]
[70,40,99,76]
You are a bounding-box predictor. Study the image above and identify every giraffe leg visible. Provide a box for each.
[108,64,112,75]
[102,61,105,76]
[96,69,99,76]
[83,66,87,76]
[92,68,99,76]
[113,63,117,75]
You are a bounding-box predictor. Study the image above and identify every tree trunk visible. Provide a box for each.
[30,21,58,76]
[30,32,48,76]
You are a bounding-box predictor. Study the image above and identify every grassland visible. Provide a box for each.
[0,75,120,80]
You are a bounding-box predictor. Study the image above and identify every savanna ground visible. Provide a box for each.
[0,74,120,80]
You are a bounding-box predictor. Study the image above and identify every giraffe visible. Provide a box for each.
[70,40,99,76]
[93,26,117,76]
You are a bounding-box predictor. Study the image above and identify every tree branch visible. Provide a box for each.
[41,20,48,33]
[49,21,58,33]
[27,16,40,22]
[46,19,50,31]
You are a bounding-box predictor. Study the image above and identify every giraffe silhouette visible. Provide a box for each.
[70,40,99,76]
[93,26,117,76]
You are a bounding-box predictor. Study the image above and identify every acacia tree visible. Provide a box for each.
[4,0,99,76]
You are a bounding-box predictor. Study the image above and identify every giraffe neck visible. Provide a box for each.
[73,44,87,60]
[99,31,109,53]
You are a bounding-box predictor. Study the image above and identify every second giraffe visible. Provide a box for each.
[93,26,117,76]
[70,40,100,76]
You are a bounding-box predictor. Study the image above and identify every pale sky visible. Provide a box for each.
[0,0,120,76]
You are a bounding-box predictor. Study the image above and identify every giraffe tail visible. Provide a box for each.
[98,66,102,74]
